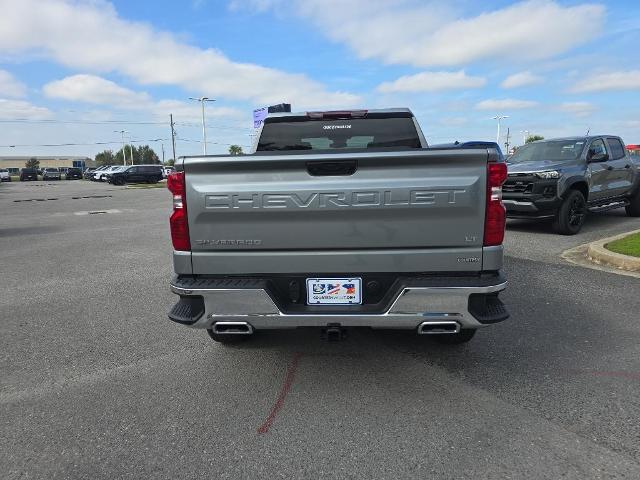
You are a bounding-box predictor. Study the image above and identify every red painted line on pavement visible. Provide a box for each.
[258,352,303,434]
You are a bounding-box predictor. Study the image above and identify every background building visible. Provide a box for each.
[0,156,92,173]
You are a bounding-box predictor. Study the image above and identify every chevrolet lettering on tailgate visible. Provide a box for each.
[205,189,467,210]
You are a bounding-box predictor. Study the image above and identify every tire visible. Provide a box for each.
[552,189,587,235]
[116,177,126,186]
[432,329,476,344]
[625,187,640,217]
[206,329,252,344]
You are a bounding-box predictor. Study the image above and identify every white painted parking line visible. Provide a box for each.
[74,209,122,216]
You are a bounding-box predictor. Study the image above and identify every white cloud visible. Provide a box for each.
[558,101,594,117]
[43,74,151,107]
[571,70,640,92]
[43,74,245,122]
[236,0,605,67]
[153,99,244,122]
[377,71,485,93]
[0,99,51,119]
[475,98,538,110]
[0,69,27,98]
[0,0,360,109]
[501,71,544,89]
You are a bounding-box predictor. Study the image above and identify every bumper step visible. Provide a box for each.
[468,294,509,324]
[168,296,205,325]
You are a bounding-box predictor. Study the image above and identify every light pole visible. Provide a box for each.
[150,138,164,165]
[127,133,135,165]
[114,130,128,165]
[189,96,215,155]
[491,115,509,145]
[520,130,530,145]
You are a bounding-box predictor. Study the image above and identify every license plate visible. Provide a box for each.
[306,278,362,305]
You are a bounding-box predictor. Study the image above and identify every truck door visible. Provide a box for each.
[587,138,613,201]
[605,137,635,198]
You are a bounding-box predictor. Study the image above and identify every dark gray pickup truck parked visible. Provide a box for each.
[167,108,509,344]
[504,136,640,234]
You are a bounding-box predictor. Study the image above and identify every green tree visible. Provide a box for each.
[115,145,137,165]
[525,135,544,144]
[165,158,175,166]
[228,145,243,155]
[137,145,160,164]
[95,150,116,166]
[25,157,39,169]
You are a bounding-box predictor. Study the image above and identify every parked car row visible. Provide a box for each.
[84,164,165,185]
[1,165,173,183]
[7,167,84,181]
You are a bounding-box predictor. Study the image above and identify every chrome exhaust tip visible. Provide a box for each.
[212,321,254,335]
[417,321,461,335]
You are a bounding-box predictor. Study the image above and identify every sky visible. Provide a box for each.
[0,0,639,159]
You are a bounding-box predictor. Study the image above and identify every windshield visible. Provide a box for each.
[257,117,421,151]
[509,140,586,163]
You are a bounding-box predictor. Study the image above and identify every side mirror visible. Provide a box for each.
[589,152,609,163]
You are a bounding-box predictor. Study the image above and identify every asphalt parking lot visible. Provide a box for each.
[2,180,640,479]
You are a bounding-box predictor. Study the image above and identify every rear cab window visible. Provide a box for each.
[606,138,626,160]
[257,111,422,152]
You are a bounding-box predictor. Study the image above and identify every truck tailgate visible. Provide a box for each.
[183,149,488,274]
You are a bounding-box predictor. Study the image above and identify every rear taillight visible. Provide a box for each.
[484,161,507,246]
[167,171,190,251]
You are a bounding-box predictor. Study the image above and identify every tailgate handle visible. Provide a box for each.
[306,160,357,176]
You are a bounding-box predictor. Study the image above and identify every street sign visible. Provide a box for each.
[253,108,268,128]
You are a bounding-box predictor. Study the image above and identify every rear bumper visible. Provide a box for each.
[168,273,508,331]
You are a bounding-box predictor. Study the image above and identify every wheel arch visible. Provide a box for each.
[563,177,589,201]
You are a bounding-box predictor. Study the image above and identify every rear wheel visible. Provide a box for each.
[432,329,476,344]
[206,329,252,344]
[625,188,640,217]
[553,189,587,235]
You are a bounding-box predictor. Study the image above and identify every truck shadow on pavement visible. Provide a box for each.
[218,257,636,387]
[506,209,630,235]
[204,256,640,463]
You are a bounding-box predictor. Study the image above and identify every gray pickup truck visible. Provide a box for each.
[504,136,640,234]
[167,108,509,344]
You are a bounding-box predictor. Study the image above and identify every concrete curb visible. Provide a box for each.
[586,229,640,272]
